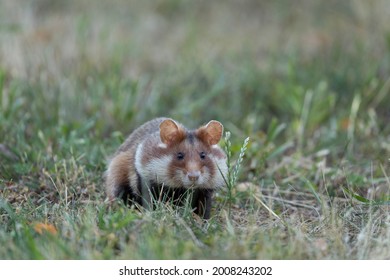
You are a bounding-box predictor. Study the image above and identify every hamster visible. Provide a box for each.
[105,117,228,219]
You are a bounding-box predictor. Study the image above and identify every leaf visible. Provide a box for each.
[342,187,371,203]
[33,223,58,235]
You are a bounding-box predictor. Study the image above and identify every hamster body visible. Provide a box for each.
[105,117,228,219]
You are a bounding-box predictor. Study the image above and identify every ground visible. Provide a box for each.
[0,0,390,259]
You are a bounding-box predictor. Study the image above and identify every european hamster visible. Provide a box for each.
[105,118,228,219]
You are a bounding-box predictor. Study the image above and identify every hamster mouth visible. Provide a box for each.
[175,170,207,188]
[182,180,202,189]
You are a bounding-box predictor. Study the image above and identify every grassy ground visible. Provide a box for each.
[1,0,390,259]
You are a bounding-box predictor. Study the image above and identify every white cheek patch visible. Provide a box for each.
[135,142,172,183]
[136,142,184,188]
[143,156,172,183]
[210,156,228,189]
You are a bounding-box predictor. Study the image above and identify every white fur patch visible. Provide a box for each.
[136,141,181,188]
[210,156,228,189]
[158,143,167,148]
[134,142,144,175]
[139,154,173,185]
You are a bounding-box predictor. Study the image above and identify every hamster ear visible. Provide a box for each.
[159,119,185,145]
[197,120,224,145]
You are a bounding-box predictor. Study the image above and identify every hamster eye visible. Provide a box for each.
[177,152,185,160]
[199,152,206,159]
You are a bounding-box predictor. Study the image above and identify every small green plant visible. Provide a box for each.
[223,131,250,217]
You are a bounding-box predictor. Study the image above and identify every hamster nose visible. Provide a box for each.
[187,171,200,181]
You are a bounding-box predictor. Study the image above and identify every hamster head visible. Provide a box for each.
[136,119,228,189]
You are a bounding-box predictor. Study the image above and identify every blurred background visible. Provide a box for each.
[1,0,390,186]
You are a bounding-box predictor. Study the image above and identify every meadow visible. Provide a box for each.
[1,0,390,259]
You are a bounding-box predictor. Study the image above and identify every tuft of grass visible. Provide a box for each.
[223,131,250,217]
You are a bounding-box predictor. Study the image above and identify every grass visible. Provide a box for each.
[1,0,390,259]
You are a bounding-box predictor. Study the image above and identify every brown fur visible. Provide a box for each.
[105,117,227,219]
